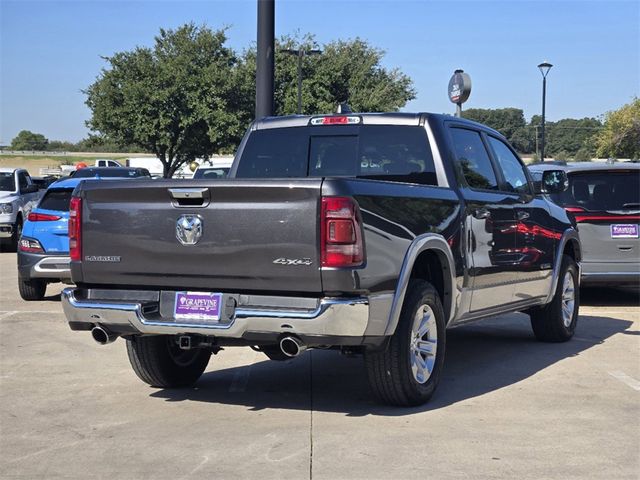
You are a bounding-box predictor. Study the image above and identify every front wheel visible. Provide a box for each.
[9,217,22,252]
[365,280,446,406]
[126,335,211,388]
[530,255,579,342]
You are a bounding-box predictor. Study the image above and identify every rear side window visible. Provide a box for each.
[236,125,436,185]
[550,171,640,211]
[39,189,73,212]
[450,128,498,190]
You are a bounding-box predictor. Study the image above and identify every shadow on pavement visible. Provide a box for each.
[581,286,639,307]
[150,313,632,416]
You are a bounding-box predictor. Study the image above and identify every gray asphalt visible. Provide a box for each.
[1,251,638,479]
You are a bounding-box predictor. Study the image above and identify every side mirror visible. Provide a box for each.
[535,170,569,194]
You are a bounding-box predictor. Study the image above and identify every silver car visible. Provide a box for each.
[529,161,640,286]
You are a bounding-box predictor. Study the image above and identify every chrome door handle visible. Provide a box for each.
[516,211,530,221]
[473,208,491,220]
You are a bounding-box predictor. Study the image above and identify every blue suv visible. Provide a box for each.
[17,178,83,300]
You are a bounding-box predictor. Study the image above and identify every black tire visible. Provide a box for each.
[18,277,47,301]
[10,216,22,252]
[126,335,211,388]
[365,280,446,407]
[530,255,579,342]
[260,345,290,361]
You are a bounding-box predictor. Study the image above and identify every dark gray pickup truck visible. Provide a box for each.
[62,113,581,406]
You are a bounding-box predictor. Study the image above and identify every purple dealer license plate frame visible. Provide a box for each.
[610,224,639,239]
[174,291,222,322]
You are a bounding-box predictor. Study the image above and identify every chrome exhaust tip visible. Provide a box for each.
[91,326,118,345]
[279,336,307,358]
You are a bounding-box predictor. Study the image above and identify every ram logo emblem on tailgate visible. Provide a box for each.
[176,215,203,246]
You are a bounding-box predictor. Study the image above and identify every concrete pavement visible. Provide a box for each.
[0,251,638,479]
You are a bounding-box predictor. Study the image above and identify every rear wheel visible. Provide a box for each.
[530,255,579,342]
[126,335,211,388]
[365,280,446,406]
[18,277,46,301]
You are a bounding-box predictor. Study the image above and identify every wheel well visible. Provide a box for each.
[563,239,581,263]
[409,249,451,322]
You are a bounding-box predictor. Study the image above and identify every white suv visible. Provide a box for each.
[0,168,42,250]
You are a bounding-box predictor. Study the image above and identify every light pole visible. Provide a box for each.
[281,48,322,114]
[538,61,553,162]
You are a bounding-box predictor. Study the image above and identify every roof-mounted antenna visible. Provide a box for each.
[336,102,352,114]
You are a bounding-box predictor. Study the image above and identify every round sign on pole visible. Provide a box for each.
[448,69,472,116]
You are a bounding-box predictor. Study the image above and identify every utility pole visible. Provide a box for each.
[255,0,274,119]
[538,62,553,162]
[281,48,322,114]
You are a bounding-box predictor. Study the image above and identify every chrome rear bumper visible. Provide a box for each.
[61,288,377,339]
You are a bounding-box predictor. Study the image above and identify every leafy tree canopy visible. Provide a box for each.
[85,23,241,177]
[595,98,640,159]
[10,130,49,151]
[85,27,416,177]
[234,34,416,118]
[462,108,529,152]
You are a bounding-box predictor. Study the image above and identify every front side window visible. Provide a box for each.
[18,172,29,190]
[487,136,530,194]
[450,128,498,190]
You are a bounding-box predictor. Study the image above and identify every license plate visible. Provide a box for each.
[611,224,639,239]
[174,291,222,322]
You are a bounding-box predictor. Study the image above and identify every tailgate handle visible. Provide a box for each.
[169,188,210,207]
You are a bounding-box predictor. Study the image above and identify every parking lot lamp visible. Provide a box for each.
[281,48,322,114]
[538,61,553,162]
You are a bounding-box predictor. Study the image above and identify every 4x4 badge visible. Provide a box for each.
[273,257,313,266]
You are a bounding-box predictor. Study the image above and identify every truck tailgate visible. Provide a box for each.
[77,179,323,293]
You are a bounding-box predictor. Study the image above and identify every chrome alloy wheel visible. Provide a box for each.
[561,272,576,328]
[410,304,438,384]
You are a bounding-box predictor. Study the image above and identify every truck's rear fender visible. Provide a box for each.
[320,178,463,335]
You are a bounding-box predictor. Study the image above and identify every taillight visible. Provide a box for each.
[19,237,44,253]
[28,212,62,221]
[565,207,585,214]
[321,196,364,268]
[69,196,82,261]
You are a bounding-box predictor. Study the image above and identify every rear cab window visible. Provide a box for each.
[550,170,640,212]
[235,124,437,185]
[38,189,74,212]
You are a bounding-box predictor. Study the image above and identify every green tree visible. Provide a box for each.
[10,130,49,151]
[544,117,601,157]
[595,98,640,159]
[236,34,416,117]
[48,140,76,151]
[462,108,530,152]
[85,24,241,177]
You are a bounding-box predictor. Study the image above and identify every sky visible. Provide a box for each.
[1,0,639,143]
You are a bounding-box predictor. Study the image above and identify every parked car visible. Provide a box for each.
[192,158,234,179]
[17,173,148,300]
[529,162,639,286]
[0,168,42,250]
[70,167,152,179]
[61,112,581,406]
